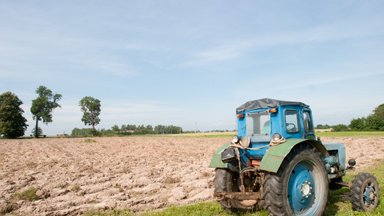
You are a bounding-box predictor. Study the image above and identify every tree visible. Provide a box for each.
[366,115,383,130]
[368,104,384,130]
[0,92,28,138]
[31,127,43,137]
[332,124,349,132]
[373,104,384,119]
[79,96,101,130]
[111,125,120,132]
[315,124,331,129]
[349,117,367,131]
[31,86,62,138]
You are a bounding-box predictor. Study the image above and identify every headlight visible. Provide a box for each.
[231,135,240,144]
[272,133,282,142]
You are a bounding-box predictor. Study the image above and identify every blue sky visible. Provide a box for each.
[1,0,384,135]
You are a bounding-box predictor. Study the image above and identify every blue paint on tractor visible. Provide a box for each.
[364,185,375,205]
[324,143,347,173]
[235,102,318,168]
[213,98,347,178]
[288,161,315,214]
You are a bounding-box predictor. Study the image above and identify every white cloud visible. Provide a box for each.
[70,58,138,77]
[185,17,384,65]
[100,101,182,120]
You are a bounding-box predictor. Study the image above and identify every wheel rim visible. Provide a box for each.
[363,182,378,207]
[288,160,317,214]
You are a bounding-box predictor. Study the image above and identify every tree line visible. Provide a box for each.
[316,103,384,132]
[1,86,383,138]
[71,124,183,137]
[0,85,183,138]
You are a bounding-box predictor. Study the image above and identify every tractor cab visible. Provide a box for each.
[236,98,316,142]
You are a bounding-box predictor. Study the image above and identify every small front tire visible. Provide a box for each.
[351,172,380,212]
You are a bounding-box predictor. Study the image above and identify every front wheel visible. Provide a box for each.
[264,145,328,216]
[351,172,380,212]
[213,168,257,211]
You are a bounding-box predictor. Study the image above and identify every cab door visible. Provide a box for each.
[303,109,316,140]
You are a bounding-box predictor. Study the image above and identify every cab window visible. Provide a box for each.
[246,111,270,142]
[303,111,313,132]
[285,110,299,133]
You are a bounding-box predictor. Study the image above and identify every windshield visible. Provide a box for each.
[246,111,271,142]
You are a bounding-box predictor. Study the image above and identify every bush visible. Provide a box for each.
[332,124,349,132]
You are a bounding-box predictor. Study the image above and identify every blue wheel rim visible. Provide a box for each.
[288,161,315,214]
[363,183,377,206]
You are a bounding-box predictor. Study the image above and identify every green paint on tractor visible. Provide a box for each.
[209,143,230,168]
[260,138,328,172]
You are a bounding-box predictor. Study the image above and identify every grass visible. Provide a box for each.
[71,184,81,192]
[1,187,40,214]
[155,132,236,138]
[11,187,40,202]
[83,138,97,143]
[142,202,266,216]
[155,131,384,139]
[315,131,384,138]
[84,161,384,216]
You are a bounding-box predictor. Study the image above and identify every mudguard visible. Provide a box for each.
[209,139,328,172]
[209,143,230,168]
[260,139,328,173]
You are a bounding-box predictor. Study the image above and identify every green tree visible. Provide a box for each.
[31,127,43,137]
[30,86,62,138]
[373,104,384,118]
[349,117,367,131]
[332,124,349,132]
[315,124,331,129]
[111,125,120,132]
[79,96,101,130]
[366,115,383,130]
[368,104,384,130]
[0,92,28,138]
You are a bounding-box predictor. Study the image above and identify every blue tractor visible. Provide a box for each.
[210,98,380,215]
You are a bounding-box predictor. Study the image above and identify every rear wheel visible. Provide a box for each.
[351,172,380,212]
[214,168,257,211]
[264,145,328,216]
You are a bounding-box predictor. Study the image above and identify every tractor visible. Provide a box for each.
[210,98,380,215]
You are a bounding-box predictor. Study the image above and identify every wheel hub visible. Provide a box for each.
[288,161,317,214]
[363,184,376,205]
[301,181,312,198]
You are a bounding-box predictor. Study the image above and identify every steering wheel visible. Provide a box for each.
[286,123,297,132]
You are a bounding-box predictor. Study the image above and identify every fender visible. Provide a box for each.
[260,138,328,173]
[209,143,230,168]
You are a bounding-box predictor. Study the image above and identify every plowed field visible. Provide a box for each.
[0,136,383,215]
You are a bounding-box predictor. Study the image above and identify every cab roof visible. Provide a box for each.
[236,98,309,113]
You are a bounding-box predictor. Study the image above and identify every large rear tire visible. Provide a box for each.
[264,145,328,216]
[214,168,257,211]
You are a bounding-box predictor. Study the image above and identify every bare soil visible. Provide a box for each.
[0,136,383,215]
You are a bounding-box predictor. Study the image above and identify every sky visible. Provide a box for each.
[1,0,384,135]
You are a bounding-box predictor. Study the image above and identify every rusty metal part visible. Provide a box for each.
[251,160,261,167]
[335,181,351,187]
[214,192,262,201]
[234,148,246,192]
